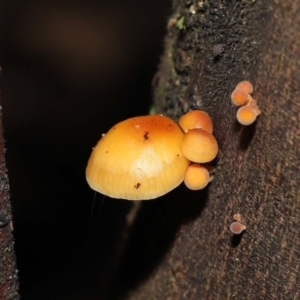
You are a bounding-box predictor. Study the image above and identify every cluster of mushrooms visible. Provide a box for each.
[231,81,261,125]
[86,110,218,200]
[86,81,260,201]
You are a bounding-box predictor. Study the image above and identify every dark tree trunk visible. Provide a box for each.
[111,0,300,299]
[0,107,19,299]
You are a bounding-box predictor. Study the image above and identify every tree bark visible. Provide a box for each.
[0,105,19,298]
[111,0,300,299]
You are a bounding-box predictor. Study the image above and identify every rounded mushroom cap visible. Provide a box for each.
[181,128,218,163]
[231,89,249,106]
[178,110,213,133]
[86,115,190,200]
[230,221,246,234]
[236,106,257,125]
[184,163,210,190]
[235,81,253,94]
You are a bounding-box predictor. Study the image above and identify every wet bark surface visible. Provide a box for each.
[111,1,300,299]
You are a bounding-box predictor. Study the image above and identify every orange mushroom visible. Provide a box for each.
[181,128,218,163]
[86,115,190,200]
[248,99,261,115]
[184,163,212,190]
[235,80,253,94]
[230,221,246,234]
[178,110,213,133]
[231,89,250,106]
[236,105,260,126]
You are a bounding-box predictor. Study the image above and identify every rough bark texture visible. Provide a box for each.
[0,106,19,299]
[111,0,300,299]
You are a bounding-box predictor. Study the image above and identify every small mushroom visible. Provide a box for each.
[184,163,212,190]
[230,221,246,235]
[235,80,253,94]
[231,89,250,106]
[180,128,218,163]
[178,110,213,133]
[86,115,190,200]
[233,213,242,222]
[236,105,259,126]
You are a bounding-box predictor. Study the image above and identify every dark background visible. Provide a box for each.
[0,0,171,298]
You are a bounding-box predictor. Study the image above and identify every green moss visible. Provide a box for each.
[149,105,156,115]
[177,16,185,30]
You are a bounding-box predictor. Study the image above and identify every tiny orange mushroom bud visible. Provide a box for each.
[231,89,250,106]
[178,110,213,133]
[248,99,262,115]
[236,105,258,126]
[230,221,246,234]
[86,115,190,200]
[235,80,253,94]
[184,163,211,190]
[233,213,242,222]
[181,129,218,163]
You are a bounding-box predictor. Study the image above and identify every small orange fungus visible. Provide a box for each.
[236,105,258,126]
[184,163,211,190]
[231,89,250,106]
[248,99,262,115]
[232,80,261,125]
[181,128,218,163]
[233,213,242,222]
[178,110,213,133]
[235,80,253,94]
[230,221,246,235]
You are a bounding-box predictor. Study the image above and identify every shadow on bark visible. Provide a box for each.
[110,184,209,299]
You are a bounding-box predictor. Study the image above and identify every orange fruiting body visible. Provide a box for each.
[181,128,218,163]
[248,99,262,116]
[231,89,250,106]
[235,80,253,94]
[86,115,190,200]
[236,105,257,125]
[178,110,213,133]
[230,221,246,234]
[231,80,261,125]
[233,213,242,222]
[184,163,211,190]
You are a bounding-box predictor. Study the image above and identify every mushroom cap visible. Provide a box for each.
[184,163,210,190]
[86,115,190,200]
[231,89,250,106]
[181,128,218,163]
[230,221,246,234]
[236,106,257,125]
[178,110,213,133]
[235,81,253,94]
